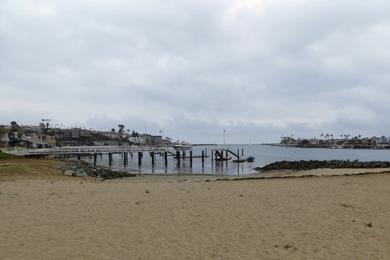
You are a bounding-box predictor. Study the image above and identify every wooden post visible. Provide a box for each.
[201,150,205,163]
[183,151,186,160]
[237,149,240,159]
[211,150,214,162]
[108,153,113,166]
[176,151,181,166]
[241,148,244,157]
[77,154,81,160]
[124,153,128,166]
[138,152,142,166]
[164,152,168,167]
[151,152,155,167]
[190,151,193,167]
[93,153,97,166]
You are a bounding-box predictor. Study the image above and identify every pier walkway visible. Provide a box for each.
[7,145,171,157]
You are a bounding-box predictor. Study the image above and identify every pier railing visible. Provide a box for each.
[7,145,172,156]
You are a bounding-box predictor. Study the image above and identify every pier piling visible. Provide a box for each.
[138,152,143,166]
[93,153,97,166]
[176,151,181,166]
[151,152,155,167]
[190,151,193,167]
[108,153,113,166]
[124,153,128,166]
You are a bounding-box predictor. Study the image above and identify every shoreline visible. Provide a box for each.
[262,143,390,150]
[3,157,390,180]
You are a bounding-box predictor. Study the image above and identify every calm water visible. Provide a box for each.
[86,144,390,176]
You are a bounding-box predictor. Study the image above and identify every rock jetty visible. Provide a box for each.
[256,160,390,172]
[57,161,136,179]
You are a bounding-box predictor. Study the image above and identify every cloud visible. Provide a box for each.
[1,0,390,143]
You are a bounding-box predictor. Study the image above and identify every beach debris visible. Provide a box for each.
[340,203,354,209]
[366,222,373,228]
[63,170,73,176]
[283,244,297,251]
[145,190,149,194]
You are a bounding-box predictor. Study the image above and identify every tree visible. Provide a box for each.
[9,121,22,145]
[39,119,50,134]
[118,124,125,140]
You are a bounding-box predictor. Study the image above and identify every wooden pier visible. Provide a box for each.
[7,146,252,169]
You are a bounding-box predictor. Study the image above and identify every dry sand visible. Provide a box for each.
[1,159,390,259]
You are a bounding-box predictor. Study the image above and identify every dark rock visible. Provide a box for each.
[256,160,390,172]
[58,161,136,180]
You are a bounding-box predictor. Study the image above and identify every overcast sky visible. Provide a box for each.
[1,0,390,143]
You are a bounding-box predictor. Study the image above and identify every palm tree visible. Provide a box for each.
[118,124,125,140]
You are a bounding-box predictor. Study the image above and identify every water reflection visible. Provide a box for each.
[85,146,253,176]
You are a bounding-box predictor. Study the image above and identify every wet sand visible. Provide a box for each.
[1,161,390,259]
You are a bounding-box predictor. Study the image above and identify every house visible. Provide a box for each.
[0,126,10,147]
[21,133,56,148]
[151,135,163,145]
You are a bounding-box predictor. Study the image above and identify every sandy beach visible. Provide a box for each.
[1,159,390,259]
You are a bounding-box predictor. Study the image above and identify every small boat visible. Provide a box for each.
[172,142,192,151]
[246,156,255,162]
[215,157,231,161]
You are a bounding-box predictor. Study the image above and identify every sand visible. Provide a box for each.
[1,160,390,259]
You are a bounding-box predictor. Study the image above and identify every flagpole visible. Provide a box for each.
[223,128,226,145]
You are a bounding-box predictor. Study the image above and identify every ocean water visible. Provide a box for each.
[86,144,390,176]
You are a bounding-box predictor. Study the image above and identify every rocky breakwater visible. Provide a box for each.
[58,161,136,179]
[256,160,390,172]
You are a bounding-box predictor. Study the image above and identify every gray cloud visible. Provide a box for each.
[1,0,390,143]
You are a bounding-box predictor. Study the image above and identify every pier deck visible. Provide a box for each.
[7,145,171,157]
